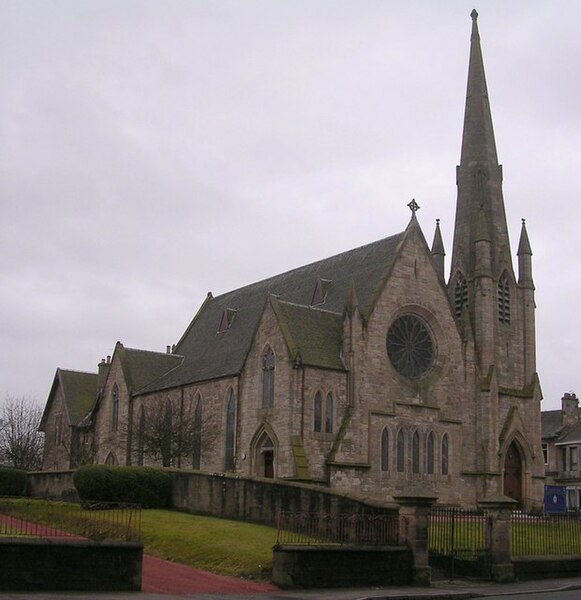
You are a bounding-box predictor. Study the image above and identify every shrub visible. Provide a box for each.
[74,465,171,508]
[0,467,27,496]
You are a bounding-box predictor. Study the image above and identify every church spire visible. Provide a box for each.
[450,10,512,283]
[431,219,446,282]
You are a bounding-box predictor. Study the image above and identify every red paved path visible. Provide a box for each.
[142,555,278,595]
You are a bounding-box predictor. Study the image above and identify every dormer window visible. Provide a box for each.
[218,308,237,333]
[311,278,332,306]
[498,274,511,324]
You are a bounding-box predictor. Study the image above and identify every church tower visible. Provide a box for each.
[449,11,543,506]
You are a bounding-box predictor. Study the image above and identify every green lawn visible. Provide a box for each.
[0,499,277,579]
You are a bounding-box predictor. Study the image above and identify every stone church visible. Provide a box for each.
[40,12,545,510]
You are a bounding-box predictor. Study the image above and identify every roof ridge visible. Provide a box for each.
[123,346,184,358]
[210,231,406,302]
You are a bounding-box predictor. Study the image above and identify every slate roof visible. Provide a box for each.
[541,410,563,439]
[556,423,581,446]
[138,230,406,393]
[40,369,98,430]
[119,345,184,393]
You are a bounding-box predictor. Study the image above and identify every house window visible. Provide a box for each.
[381,428,389,472]
[427,431,435,474]
[570,447,579,472]
[225,390,236,471]
[412,430,420,474]
[498,274,511,324]
[454,275,468,318]
[397,429,405,473]
[562,447,568,471]
[314,392,322,432]
[325,393,334,433]
[541,443,548,466]
[262,347,275,409]
[192,394,202,470]
[137,406,145,466]
[112,384,119,432]
[441,433,449,475]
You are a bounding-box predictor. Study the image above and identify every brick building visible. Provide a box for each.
[40,12,545,509]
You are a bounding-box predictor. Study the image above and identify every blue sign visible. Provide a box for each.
[544,485,567,514]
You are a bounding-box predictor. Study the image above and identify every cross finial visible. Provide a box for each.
[521,218,526,225]
[407,199,420,215]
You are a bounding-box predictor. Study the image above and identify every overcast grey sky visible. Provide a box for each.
[1,1,579,411]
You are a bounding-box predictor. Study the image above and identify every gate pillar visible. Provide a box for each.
[478,494,517,583]
[395,494,437,586]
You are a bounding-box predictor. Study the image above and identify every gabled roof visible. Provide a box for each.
[271,298,345,371]
[116,344,184,393]
[139,230,406,393]
[40,369,98,430]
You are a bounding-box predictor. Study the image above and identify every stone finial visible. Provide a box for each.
[471,8,478,21]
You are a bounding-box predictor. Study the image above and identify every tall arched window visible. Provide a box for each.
[381,428,389,472]
[161,400,172,467]
[137,406,145,466]
[454,275,468,318]
[412,430,420,474]
[192,394,202,470]
[325,393,334,433]
[262,347,275,408]
[397,429,405,473]
[313,392,322,432]
[498,274,511,324]
[112,384,119,432]
[427,431,435,475]
[225,390,236,471]
[441,433,449,475]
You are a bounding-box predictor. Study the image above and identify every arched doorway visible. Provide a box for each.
[253,430,275,479]
[503,441,523,506]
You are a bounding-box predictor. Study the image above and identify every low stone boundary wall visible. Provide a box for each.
[170,471,396,527]
[27,470,78,501]
[513,556,581,580]
[272,545,412,588]
[0,538,142,591]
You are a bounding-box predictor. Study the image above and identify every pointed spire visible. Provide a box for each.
[431,219,446,282]
[461,9,499,166]
[517,218,532,256]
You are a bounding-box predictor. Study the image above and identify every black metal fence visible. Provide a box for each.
[511,511,581,556]
[0,498,141,542]
[429,506,489,559]
[276,511,400,546]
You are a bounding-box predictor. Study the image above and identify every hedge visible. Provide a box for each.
[73,465,171,508]
[0,467,27,496]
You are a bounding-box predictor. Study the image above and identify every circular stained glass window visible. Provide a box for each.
[386,315,435,380]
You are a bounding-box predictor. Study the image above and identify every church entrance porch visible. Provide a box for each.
[252,429,276,479]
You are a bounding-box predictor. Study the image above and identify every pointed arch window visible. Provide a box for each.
[262,347,275,409]
[314,392,322,432]
[498,274,511,324]
[161,400,173,467]
[381,428,389,472]
[427,431,435,475]
[397,429,405,473]
[137,406,145,466]
[412,430,421,474]
[441,433,449,475]
[325,393,334,433]
[225,390,236,471]
[454,275,468,318]
[112,384,120,432]
[192,394,203,470]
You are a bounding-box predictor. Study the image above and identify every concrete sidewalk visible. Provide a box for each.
[1,576,581,600]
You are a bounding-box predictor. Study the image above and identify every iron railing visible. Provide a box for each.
[511,511,581,556]
[0,498,141,542]
[276,511,399,546]
[429,506,489,559]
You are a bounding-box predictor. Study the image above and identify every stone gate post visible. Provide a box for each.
[394,494,437,586]
[478,494,517,583]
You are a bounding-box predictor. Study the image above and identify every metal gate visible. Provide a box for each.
[429,506,491,580]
